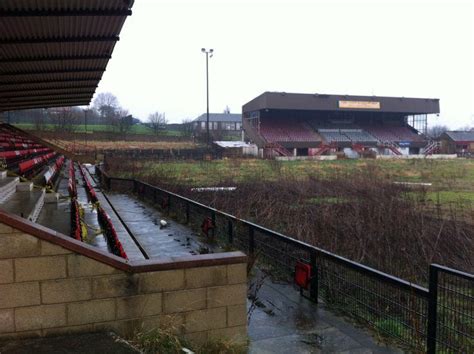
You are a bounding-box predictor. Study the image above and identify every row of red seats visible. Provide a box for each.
[0,142,43,150]
[78,165,98,204]
[97,207,128,259]
[78,163,127,259]
[44,156,65,186]
[68,162,82,241]
[260,119,319,142]
[0,147,50,161]
[68,161,77,198]
[18,152,57,175]
[71,200,82,241]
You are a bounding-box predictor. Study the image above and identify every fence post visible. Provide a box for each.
[211,210,216,239]
[427,264,439,354]
[227,219,233,244]
[310,250,318,304]
[248,225,254,255]
[132,180,138,194]
[185,202,190,224]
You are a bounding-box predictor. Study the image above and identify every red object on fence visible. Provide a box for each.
[201,217,214,236]
[294,261,312,290]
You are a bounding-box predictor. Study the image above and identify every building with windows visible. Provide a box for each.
[440,131,474,155]
[192,113,242,139]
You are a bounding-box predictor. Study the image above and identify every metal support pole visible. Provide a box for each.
[227,219,233,244]
[211,210,216,239]
[248,225,254,255]
[206,52,210,147]
[185,202,190,224]
[310,250,318,303]
[84,109,88,147]
[427,264,439,354]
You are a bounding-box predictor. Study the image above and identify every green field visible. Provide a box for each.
[13,123,183,136]
[111,158,474,205]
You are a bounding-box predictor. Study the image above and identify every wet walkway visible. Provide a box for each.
[106,193,209,259]
[248,274,402,353]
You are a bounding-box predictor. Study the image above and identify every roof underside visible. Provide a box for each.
[0,0,133,112]
[243,92,440,115]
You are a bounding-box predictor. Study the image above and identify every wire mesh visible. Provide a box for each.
[315,254,429,350]
[436,268,474,353]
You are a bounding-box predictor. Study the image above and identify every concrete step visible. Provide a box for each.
[0,176,20,203]
[17,182,33,192]
[1,189,45,222]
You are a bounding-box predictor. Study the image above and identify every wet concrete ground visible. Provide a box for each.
[0,332,138,354]
[106,193,208,259]
[36,170,70,235]
[248,274,402,353]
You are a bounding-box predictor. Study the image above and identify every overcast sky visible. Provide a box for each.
[96,0,473,128]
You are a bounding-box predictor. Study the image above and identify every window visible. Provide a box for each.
[236,123,241,130]
[201,122,206,129]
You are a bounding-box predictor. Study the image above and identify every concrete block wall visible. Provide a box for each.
[0,217,247,345]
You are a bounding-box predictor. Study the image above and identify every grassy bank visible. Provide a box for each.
[107,158,474,205]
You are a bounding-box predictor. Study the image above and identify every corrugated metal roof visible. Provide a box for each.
[0,0,133,112]
[194,113,242,123]
[445,131,474,142]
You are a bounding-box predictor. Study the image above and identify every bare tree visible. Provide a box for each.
[114,108,134,137]
[48,107,81,133]
[181,118,194,137]
[93,92,119,123]
[427,125,449,139]
[148,111,167,134]
[31,109,46,132]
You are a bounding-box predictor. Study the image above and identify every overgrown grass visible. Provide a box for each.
[13,123,184,136]
[133,328,248,354]
[107,158,474,207]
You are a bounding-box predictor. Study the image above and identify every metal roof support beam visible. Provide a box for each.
[0,36,119,45]
[0,78,102,87]
[1,68,105,76]
[0,55,111,64]
[1,92,95,102]
[1,99,90,106]
[1,102,91,111]
[0,9,132,17]
[0,85,98,95]
[0,69,105,79]
[1,93,92,102]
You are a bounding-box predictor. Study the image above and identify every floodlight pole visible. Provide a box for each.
[201,48,213,147]
[83,108,88,147]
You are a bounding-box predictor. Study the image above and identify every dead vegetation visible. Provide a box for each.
[147,175,472,285]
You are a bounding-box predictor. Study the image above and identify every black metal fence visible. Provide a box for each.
[96,168,473,353]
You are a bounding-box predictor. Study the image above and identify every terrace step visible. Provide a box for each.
[0,176,19,203]
[16,181,33,192]
[79,165,145,261]
[37,172,72,238]
[1,189,45,222]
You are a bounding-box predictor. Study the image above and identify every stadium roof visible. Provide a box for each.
[194,113,242,123]
[243,92,440,115]
[0,0,134,112]
[443,131,474,142]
